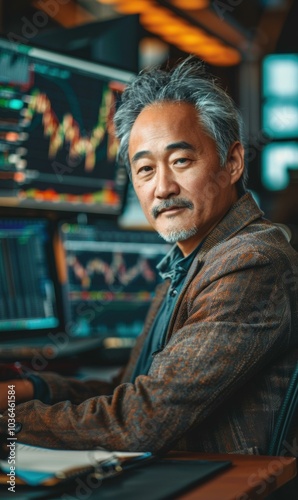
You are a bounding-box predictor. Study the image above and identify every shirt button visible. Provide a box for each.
[170,289,178,297]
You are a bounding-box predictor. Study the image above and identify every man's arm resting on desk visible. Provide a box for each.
[2,252,295,453]
[0,368,126,411]
[33,369,125,405]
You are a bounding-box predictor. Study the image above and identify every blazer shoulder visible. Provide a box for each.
[209,221,298,264]
[199,222,298,283]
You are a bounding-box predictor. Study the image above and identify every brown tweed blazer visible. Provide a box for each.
[11,193,298,454]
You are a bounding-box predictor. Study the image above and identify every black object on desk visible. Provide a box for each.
[95,459,232,500]
[0,458,231,500]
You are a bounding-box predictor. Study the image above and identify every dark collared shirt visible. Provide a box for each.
[29,373,50,403]
[130,242,202,382]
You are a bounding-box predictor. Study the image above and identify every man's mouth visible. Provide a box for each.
[152,199,194,219]
[158,206,185,215]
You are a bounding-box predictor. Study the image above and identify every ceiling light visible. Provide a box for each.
[98,0,241,66]
[141,7,176,25]
[153,22,189,35]
[173,32,210,44]
[203,48,241,66]
[113,0,153,14]
[97,0,117,4]
[171,0,209,9]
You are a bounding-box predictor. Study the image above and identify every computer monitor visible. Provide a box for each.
[261,54,298,191]
[261,142,298,191]
[59,222,171,341]
[0,37,132,215]
[0,216,61,342]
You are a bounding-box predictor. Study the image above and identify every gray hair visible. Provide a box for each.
[114,57,247,192]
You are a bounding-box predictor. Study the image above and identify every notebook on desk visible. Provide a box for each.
[0,442,152,487]
[0,216,170,362]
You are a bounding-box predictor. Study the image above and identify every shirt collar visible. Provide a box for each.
[157,240,204,282]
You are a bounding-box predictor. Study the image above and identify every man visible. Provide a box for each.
[0,58,297,455]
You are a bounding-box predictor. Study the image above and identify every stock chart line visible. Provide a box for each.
[23,85,118,171]
[68,253,156,289]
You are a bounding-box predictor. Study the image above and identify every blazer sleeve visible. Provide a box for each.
[32,282,168,404]
[35,370,123,404]
[8,249,296,452]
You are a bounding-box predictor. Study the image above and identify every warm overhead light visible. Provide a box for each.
[152,22,189,35]
[180,42,218,59]
[114,0,153,14]
[171,0,209,9]
[163,34,205,47]
[142,18,190,39]
[178,34,224,50]
[180,42,223,55]
[141,7,176,25]
[98,0,241,66]
[168,33,241,65]
[144,27,241,65]
[182,26,210,38]
[97,0,117,4]
[203,48,241,66]
[197,45,227,55]
[172,32,210,45]
[160,24,214,46]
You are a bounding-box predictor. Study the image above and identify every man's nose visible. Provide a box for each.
[154,166,180,199]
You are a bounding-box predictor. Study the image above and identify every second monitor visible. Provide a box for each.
[60,223,171,342]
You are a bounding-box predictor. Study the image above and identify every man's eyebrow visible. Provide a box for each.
[166,141,196,152]
[131,142,195,164]
[131,150,151,164]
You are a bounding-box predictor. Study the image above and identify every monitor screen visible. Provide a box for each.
[261,142,298,191]
[0,38,132,215]
[60,223,171,340]
[261,54,298,190]
[0,217,60,338]
[262,54,298,99]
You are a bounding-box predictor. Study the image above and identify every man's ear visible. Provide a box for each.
[227,142,245,185]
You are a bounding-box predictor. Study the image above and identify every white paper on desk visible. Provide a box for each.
[1,442,144,473]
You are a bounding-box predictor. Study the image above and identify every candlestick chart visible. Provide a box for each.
[0,40,129,214]
[61,224,171,338]
[68,252,157,292]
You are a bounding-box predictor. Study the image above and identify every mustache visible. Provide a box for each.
[151,198,194,219]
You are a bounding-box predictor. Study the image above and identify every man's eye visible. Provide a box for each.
[137,165,153,174]
[174,157,190,165]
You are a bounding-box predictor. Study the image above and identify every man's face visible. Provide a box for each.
[129,102,244,256]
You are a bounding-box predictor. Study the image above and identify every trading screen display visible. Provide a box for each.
[60,224,171,339]
[0,218,59,333]
[0,38,131,214]
[261,54,298,191]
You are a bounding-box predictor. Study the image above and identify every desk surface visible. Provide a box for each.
[169,452,297,500]
[0,451,296,499]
